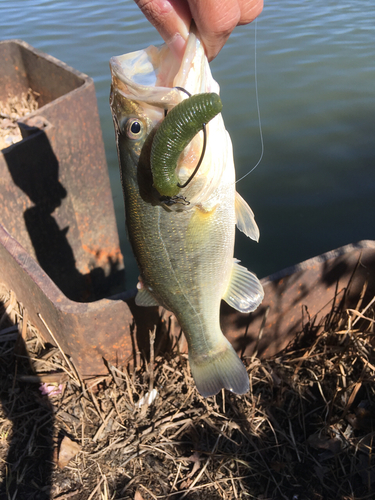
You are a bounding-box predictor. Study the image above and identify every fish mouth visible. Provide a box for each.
[110,31,230,208]
[109,44,181,109]
[109,31,219,109]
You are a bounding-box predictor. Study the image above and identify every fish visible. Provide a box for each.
[109,29,264,397]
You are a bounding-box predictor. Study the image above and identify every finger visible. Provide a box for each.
[135,0,192,57]
[187,0,263,60]
[238,0,264,24]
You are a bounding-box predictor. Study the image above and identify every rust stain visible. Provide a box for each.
[82,243,122,266]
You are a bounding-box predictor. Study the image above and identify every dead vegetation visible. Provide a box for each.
[0,281,374,500]
[0,89,39,149]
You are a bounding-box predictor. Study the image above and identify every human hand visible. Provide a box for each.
[134,0,263,61]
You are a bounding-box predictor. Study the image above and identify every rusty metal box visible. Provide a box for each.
[0,39,124,302]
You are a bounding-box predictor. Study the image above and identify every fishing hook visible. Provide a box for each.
[164,86,208,190]
[160,195,190,206]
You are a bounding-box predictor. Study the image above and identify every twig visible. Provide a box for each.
[87,476,105,500]
[53,491,80,499]
[37,313,79,383]
[253,305,269,357]
[180,424,225,499]
[149,326,156,393]
[353,295,375,326]
[139,483,158,500]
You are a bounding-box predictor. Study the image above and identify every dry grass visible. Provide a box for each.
[0,89,39,149]
[0,281,374,500]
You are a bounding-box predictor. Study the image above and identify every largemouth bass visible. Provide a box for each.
[110,30,264,397]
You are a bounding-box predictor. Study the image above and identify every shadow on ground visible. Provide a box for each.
[0,304,54,500]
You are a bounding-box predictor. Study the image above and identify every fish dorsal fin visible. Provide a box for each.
[135,287,160,307]
[235,191,260,242]
[223,259,264,313]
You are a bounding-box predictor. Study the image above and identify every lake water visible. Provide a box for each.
[1,0,374,289]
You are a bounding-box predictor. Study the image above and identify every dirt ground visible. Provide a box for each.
[0,279,375,500]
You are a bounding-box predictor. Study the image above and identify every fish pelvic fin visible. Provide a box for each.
[223,259,264,313]
[135,287,160,307]
[235,191,260,242]
[189,337,249,398]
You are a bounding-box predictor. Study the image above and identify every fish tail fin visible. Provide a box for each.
[189,337,249,398]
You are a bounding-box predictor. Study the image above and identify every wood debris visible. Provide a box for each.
[56,436,82,469]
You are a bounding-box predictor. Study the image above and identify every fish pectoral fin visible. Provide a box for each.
[135,287,160,307]
[235,191,260,242]
[189,337,249,397]
[223,259,264,313]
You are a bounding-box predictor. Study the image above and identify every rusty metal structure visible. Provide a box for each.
[0,39,124,303]
[1,40,375,377]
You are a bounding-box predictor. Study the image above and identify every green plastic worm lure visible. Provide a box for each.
[150,92,223,198]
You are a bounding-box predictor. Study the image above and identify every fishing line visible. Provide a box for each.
[235,18,264,185]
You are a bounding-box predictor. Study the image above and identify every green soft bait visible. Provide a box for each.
[150,92,223,198]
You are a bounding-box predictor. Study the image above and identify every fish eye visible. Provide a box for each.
[125,118,144,139]
[130,121,141,134]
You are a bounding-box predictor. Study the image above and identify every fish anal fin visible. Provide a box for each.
[189,337,249,397]
[235,191,260,242]
[135,287,160,307]
[223,259,264,313]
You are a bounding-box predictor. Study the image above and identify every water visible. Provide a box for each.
[1,0,374,289]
